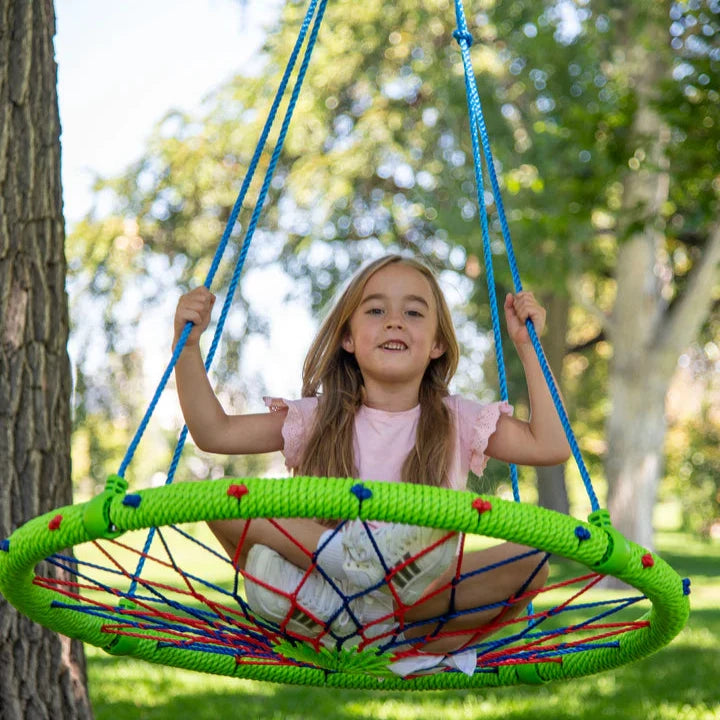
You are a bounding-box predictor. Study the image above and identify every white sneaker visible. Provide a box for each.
[342,521,459,606]
[244,544,355,641]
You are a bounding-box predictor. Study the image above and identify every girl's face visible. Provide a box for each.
[342,263,446,389]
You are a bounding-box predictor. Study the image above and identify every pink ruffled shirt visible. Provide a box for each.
[264,395,512,489]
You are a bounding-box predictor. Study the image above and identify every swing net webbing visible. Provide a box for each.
[0,0,689,691]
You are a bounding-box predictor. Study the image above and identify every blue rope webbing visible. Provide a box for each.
[452,0,600,513]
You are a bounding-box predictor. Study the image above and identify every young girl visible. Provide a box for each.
[173,254,570,671]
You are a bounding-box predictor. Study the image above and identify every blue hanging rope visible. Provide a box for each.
[125,0,329,594]
[452,0,600,513]
[118,0,327,480]
[451,17,520,504]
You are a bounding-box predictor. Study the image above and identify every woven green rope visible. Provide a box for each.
[0,477,689,690]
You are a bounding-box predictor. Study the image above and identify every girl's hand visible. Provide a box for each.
[504,291,546,347]
[174,287,215,348]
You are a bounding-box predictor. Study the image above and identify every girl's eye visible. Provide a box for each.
[406,309,424,318]
[366,307,384,315]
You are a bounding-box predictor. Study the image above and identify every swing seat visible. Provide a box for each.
[0,476,690,690]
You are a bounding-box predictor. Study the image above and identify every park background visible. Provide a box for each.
[1,0,719,718]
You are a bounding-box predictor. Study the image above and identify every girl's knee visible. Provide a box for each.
[510,543,549,589]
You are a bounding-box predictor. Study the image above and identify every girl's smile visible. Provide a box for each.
[380,340,408,351]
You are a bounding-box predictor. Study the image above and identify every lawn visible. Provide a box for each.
[85,530,719,720]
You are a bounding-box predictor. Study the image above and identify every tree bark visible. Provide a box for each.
[0,2,93,718]
[605,7,672,551]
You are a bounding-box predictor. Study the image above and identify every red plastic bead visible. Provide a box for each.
[472,498,493,514]
[48,514,63,531]
[227,484,249,500]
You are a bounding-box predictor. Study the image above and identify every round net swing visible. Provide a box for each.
[0,0,689,691]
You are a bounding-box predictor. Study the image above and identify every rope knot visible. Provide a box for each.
[0,539,9,552]
[452,29,474,47]
[122,494,142,508]
[48,514,63,531]
[351,483,373,502]
[682,577,691,595]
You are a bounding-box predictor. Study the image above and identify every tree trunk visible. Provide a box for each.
[536,292,569,516]
[0,2,93,718]
[604,4,720,550]
[604,7,672,551]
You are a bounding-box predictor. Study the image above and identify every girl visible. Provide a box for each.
[173,254,570,669]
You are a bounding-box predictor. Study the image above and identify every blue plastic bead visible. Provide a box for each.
[351,483,373,501]
[122,494,142,508]
[575,526,591,541]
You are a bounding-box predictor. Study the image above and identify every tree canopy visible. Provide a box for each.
[66,0,719,542]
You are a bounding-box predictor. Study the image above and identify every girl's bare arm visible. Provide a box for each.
[173,287,286,455]
[486,292,571,466]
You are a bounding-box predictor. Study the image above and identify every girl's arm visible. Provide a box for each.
[173,287,286,455]
[486,292,571,467]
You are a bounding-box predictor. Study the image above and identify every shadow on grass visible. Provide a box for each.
[651,549,719,581]
[89,635,720,720]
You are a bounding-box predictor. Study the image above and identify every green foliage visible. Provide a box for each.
[665,410,720,537]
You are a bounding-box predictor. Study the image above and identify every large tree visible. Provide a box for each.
[599,1,720,549]
[0,2,93,718]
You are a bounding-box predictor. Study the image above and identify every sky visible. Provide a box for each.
[56,0,275,224]
[55,0,312,405]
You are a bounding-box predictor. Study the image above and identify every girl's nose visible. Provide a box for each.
[385,313,404,329]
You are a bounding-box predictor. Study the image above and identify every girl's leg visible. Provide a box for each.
[207,518,329,570]
[401,541,550,654]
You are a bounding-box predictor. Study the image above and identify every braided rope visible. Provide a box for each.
[125,0,328,593]
[452,0,599,512]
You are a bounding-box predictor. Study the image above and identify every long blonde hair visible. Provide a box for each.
[298,255,460,486]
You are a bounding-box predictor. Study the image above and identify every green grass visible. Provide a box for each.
[85,530,720,720]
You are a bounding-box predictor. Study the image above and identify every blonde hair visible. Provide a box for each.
[298,255,460,487]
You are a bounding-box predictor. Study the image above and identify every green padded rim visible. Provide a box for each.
[0,477,690,690]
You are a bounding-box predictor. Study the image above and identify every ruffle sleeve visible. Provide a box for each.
[448,397,513,478]
[468,400,513,476]
[263,396,318,470]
